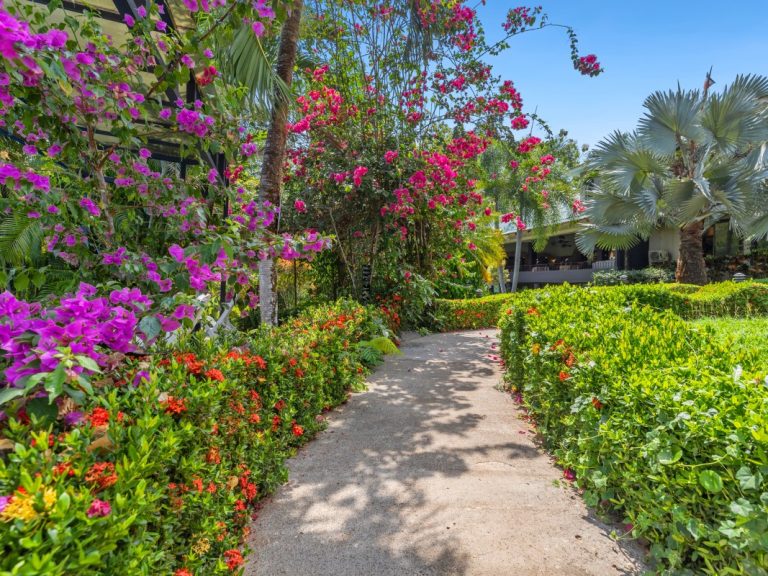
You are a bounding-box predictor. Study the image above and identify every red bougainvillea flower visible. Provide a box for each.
[563,469,576,481]
[591,397,604,410]
[174,569,193,576]
[558,371,570,382]
[224,549,244,571]
[292,421,304,437]
[526,307,539,316]
[205,368,225,382]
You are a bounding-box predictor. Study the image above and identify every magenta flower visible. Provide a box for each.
[293,199,306,213]
[87,499,111,518]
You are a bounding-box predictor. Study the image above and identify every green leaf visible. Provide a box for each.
[658,446,683,465]
[699,470,724,493]
[138,316,162,341]
[26,397,58,424]
[736,466,762,491]
[43,364,66,401]
[0,386,26,405]
[730,498,754,517]
[74,355,101,373]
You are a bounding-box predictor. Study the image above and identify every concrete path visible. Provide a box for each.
[246,330,647,576]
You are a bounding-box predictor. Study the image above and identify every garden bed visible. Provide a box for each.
[0,300,382,575]
[496,282,768,574]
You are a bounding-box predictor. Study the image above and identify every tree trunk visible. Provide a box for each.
[494,216,505,293]
[511,227,523,292]
[496,264,506,293]
[676,221,707,285]
[257,0,303,326]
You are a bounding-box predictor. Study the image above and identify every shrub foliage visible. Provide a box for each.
[498,283,768,574]
[0,300,381,575]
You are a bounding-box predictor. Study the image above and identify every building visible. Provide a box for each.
[499,218,742,287]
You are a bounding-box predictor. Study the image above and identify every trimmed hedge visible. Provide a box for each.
[432,293,518,330]
[498,284,768,574]
[0,300,381,576]
[592,266,674,285]
[433,281,768,331]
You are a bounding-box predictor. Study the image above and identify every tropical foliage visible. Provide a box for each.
[0,299,384,575]
[498,283,768,574]
[578,75,768,284]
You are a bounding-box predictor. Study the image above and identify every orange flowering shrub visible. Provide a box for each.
[0,299,381,574]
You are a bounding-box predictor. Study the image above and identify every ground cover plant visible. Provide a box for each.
[0,299,382,575]
[497,282,768,574]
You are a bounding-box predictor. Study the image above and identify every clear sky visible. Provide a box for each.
[476,1,768,149]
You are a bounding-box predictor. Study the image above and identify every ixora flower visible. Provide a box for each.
[205,368,224,381]
[224,549,244,571]
[86,499,111,518]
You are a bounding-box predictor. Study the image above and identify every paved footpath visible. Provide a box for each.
[246,330,647,576]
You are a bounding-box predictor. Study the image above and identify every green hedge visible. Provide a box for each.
[498,285,768,574]
[433,281,768,332]
[0,300,381,576]
[432,293,519,330]
[592,266,674,285]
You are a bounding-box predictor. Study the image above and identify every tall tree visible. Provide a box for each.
[258,0,304,325]
[482,130,583,292]
[578,74,768,284]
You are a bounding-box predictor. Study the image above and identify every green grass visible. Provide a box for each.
[690,316,768,371]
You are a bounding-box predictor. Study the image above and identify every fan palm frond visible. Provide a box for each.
[638,88,705,155]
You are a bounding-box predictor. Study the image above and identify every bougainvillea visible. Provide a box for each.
[0,1,334,402]
[281,2,601,307]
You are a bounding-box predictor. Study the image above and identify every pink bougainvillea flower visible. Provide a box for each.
[294,199,306,213]
[352,166,368,186]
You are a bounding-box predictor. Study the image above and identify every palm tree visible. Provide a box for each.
[577,74,768,284]
[250,1,304,326]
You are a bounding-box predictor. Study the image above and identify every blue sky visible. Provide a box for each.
[476,1,768,149]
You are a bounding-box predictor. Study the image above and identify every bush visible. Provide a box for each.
[0,299,382,575]
[592,267,674,286]
[498,285,768,574]
[432,293,519,330]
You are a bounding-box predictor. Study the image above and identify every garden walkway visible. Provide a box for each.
[245,330,647,576]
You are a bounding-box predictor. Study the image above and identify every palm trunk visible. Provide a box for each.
[494,215,505,293]
[258,0,303,326]
[511,227,523,292]
[676,221,707,285]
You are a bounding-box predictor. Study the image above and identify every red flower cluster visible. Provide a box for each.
[225,350,267,369]
[205,368,225,382]
[162,396,187,415]
[177,353,204,375]
[89,407,110,427]
[85,462,118,491]
[195,65,218,86]
[224,549,244,571]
